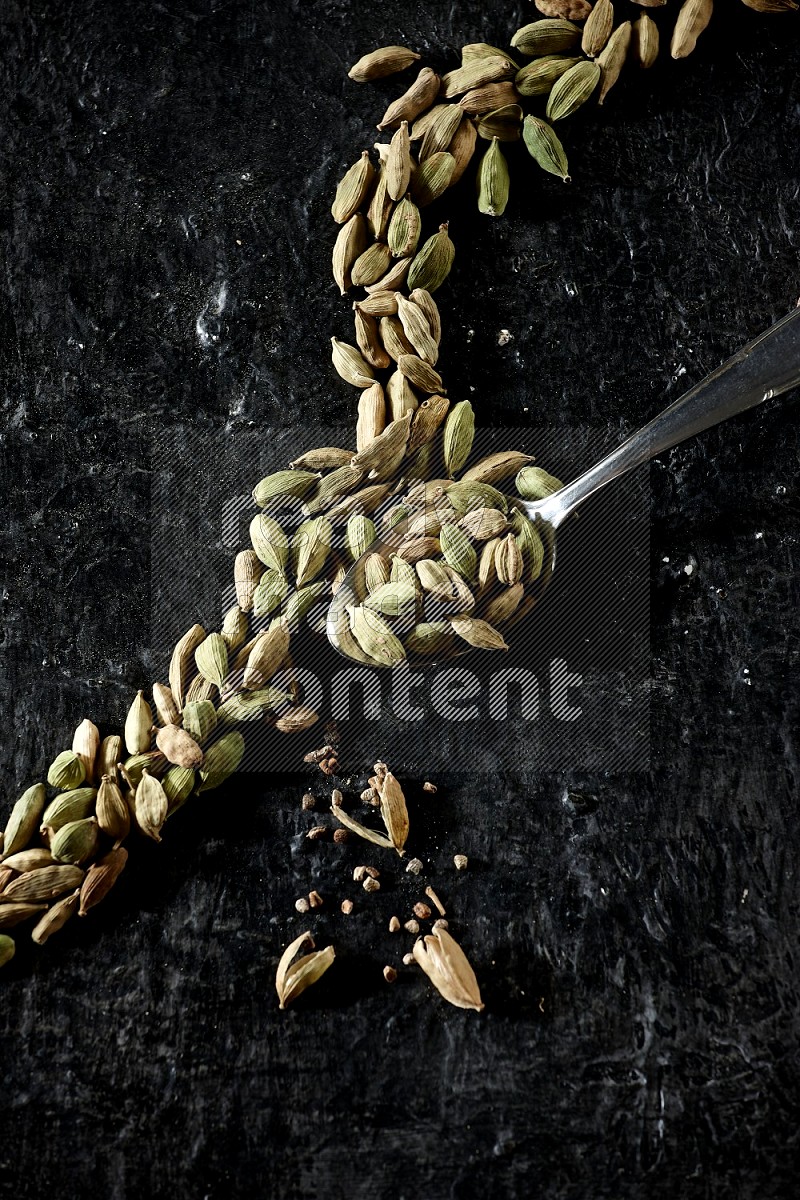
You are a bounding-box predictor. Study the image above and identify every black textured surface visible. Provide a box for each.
[2,3,800,1198]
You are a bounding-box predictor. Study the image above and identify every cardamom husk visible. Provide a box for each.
[412,927,484,1011]
[276,930,336,1009]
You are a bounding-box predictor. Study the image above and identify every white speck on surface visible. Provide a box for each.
[662,556,670,563]
[684,563,693,575]
[497,329,512,346]
[742,888,749,903]
[755,531,763,540]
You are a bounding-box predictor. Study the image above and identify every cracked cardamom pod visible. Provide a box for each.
[523,115,570,181]
[276,931,336,1009]
[30,890,80,945]
[412,927,484,1011]
[477,137,510,217]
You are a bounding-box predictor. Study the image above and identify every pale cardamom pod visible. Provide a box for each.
[439,523,477,581]
[350,411,412,475]
[277,582,328,633]
[386,369,419,424]
[50,816,100,865]
[249,513,289,573]
[2,864,84,904]
[495,533,524,586]
[291,447,353,472]
[632,13,660,68]
[477,137,510,216]
[404,621,455,657]
[348,45,421,83]
[397,534,441,563]
[441,56,516,99]
[71,719,100,784]
[477,536,501,593]
[387,196,422,259]
[351,241,394,288]
[366,163,393,241]
[169,623,206,709]
[516,465,563,499]
[546,59,601,121]
[364,551,391,593]
[461,42,521,64]
[364,256,412,293]
[217,686,290,724]
[390,556,419,587]
[407,223,455,294]
[397,353,444,394]
[408,287,441,342]
[220,605,248,653]
[155,723,204,770]
[523,115,570,181]
[364,581,417,618]
[331,150,375,224]
[356,289,398,317]
[582,0,614,57]
[511,18,581,56]
[1,848,53,872]
[30,890,80,945]
[417,103,464,161]
[184,675,218,705]
[377,67,440,131]
[347,605,407,667]
[1,784,46,860]
[124,690,153,756]
[273,705,320,734]
[326,482,394,521]
[332,212,369,294]
[396,294,438,364]
[97,734,123,783]
[515,55,583,97]
[0,904,46,930]
[462,450,533,485]
[379,771,409,855]
[379,314,416,361]
[356,382,386,452]
[276,930,336,1009]
[354,307,391,370]
[460,81,520,116]
[331,336,376,388]
[597,21,632,104]
[252,568,289,618]
[477,103,523,142]
[304,465,365,515]
[450,614,509,651]
[79,846,128,916]
[134,771,168,841]
[460,507,508,541]
[412,927,484,1011]
[252,470,318,507]
[96,774,130,840]
[345,513,377,562]
[482,582,525,626]
[410,151,456,207]
[197,731,245,792]
[195,632,229,688]
[234,549,263,612]
[386,121,412,201]
[671,0,713,59]
[447,116,478,184]
[291,516,333,587]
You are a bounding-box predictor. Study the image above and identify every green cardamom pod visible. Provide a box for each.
[197,731,246,793]
[404,621,455,657]
[195,632,229,688]
[410,152,456,207]
[345,514,377,562]
[253,569,290,618]
[511,19,582,57]
[477,104,523,142]
[546,60,600,122]
[331,150,375,224]
[347,605,407,668]
[252,470,318,508]
[249,513,289,573]
[276,582,328,632]
[515,55,582,97]
[363,582,418,618]
[291,517,333,588]
[0,935,15,968]
[388,196,422,259]
[40,787,96,834]
[163,766,196,815]
[445,480,508,515]
[477,137,510,217]
[516,465,564,500]
[407,223,455,294]
[46,751,86,792]
[1,783,46,860]
[50,817,100,865]
[439,523,478,582]
[523,115,570,182]
[512,511,546,582]
[181,699,218,744]
[442,400,475,476]
[217,687,291,724]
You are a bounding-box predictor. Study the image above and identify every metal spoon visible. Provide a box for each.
[327,306,800,666]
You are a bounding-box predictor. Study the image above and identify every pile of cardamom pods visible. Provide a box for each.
[1,0,791,986]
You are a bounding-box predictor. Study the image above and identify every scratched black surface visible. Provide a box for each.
[1,2,800,1198]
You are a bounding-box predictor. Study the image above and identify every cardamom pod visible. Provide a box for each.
[356,289,398,317]
[482,581,525,626]
[386,369,420,423]
[331,336,376,388]
[513,511,546,581]
[40,787,97,834]
[364,581,417,617]
[350,411,412,475]
[582,0,614,57]
[235,549,262,614]
[445,480,508,514]
[243,623,291,690]
[291,447,353,472]
[461,43,521,65]
[404,621,455,657]
[2,848,53,872]
[418,103,463,162]
[349,45,420,83]
[2,864,84,904]
[79,846,128,916]
[134,771,168,841]
[390,555,419,587]
[331,150,375,224]
[440,523,478,581]
[477,136,510,216]
[523,115,570,181]
[121,751,167,787]
[408,393,449,454]
[495,533,524,585]
[516,465,564,499]
[410,152,456,207]
[380,314,416,361]
[397,354,444,394]
[253,568,290,617]
[326,481,394,521]
[598,21,632,104]
[387,196,422,259]
[123,691,152,756]
[169,623,206,709]
[412,927,484,1011]
[348,605,407,667]
[50,816,100,865]
[0,903,46,930]
[252,470,318,507]
[0,934,15,965]
[462,450,533,485]
[379,771,409,855]
[356,382,386,452]
[511,18,582,56]
[96,774,130,840]
[442,399,475,476]
[1,784,46,860]
[477,104,523,142]
[181,699,218,744]
[151,682,180,728]
[155,723,204,769]
[632,13,660,68]
[197,731,245,792]
[450,614,509,651]
[447,116,478,184]
[30,890,80,945]
[671,0,713,59]
[386,121,412,201]
[354,308,391,370]
[546,59,601,121]
[72,719,100,784]
[273,705,320,734]
[47,750,86,791]
[276,930,336,1009]
[459,81,520,117]
[515,55,583,97]
[396,294,438,364]
[195,632,229,688]
[477,536,501,593]
[440,56,517,98]
[351,240,394,288]
[535,0,592,15]
[98,734,123,783]
[408,223,455,294]
[365,256,412,293]
[460,507,508,540]
[397,534,441,563]
[345,513,377,562]
[377,67,441,131]
[364,551,391,593]
[221,605,248,653]
[408,287,441,342]
[163,766,196,815]
[366,163,394,241]
[332,212,368,294]
[291,516,333,587]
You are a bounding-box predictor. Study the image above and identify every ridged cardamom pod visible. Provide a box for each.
[2,864,84,904]
[97,734,123,784]
[291,447,353,472]
[445,480,508,514]
[442,400,475,476]
[169,623,206,709]
[410,152,456,207]
[460,507,508,541]
[516,465,564,499]
[511,18,582,56]
[404,621,454,657]
[332,212,368,295]
[460,81,520,117]
[377,67,441,131]
[331,150,375,224]
[79,846,128,916]
[1,783,46,860]
[233,550,262,613]
[47,751,86,792]
[495,533,524,586]
[632,13,660,69]
[252,470,318,507]
[523,115,570,181]
[478,537,501,593]
[513,511,546,582]
[386,121,412,201]
[441,56,517,98]
[134,771,168,842]
[477,104,523,142]
[364,256,412,294]
[546,59,601,121]
[243,623,291,691]
[397,354,444,395]
[450,614,509,651]
[408,394,449,454]
[461,42,521,64]
[345,514,377,562]
[221,605,248,653]
[121,751,167,788]
[291,516,334,587]
[40,787,97,834]
[347,605,407,667]
[0,903,47,930]
[388,197,422,259]
[348,45,421,83]
[396,295,438,364]
[386,371,418,426]
[671,0,713,59]
[462,450,533,485]
[278,582,328,633]
[50,817,100,865]
[380,314,415,361]
[124,690,153,756]
[197,731,246,792]
[181,699,218,744]
[364,581,417,618]
[151,682,181,728]
[447,117,478,184]
[356,382,387,453]
[477,137,510,217]
[439,524,478,582]
[331,337,376,388]
[412,927,484,1011]
[327,482,393,522]
[249,513,289,574]
[356,290,398,317]
[71,719,100,784]
[350,410,412,477]
[354,308,391,371]
[351,241,394,288]
[515,55,582,97]
[195,632,229,688]
[96,774,131,840]
[379,771,409,855]
[390,556,419,587]
[408,287,441,342]
[30,890,80,945]
[482,582,525,626]
[582,0,614,57]
[2,848,53,872]
[162,766,196,815]
[155,723,204,770]
[366,164,393,241]
[597,21,632,104]
[408,224,455,294]
[363,551,391,594]
[0,934,15,966]
[417,103,463,162]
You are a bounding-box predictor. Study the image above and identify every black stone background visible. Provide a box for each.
[1,2,800,1197]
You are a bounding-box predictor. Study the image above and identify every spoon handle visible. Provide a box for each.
[543,305,800,523]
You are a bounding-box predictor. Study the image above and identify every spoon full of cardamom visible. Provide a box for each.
[327,306,800,667]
